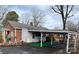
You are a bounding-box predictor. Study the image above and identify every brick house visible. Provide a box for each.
[2,20,22,44]
[0,20,74,47]
[1,20,48,44]
[0,20,77,53]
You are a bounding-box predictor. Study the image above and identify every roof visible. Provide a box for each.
[28,29,75,33]
[3,20,77,34]
[7,20,48,30]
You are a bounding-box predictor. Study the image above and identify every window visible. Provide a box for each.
[36,32,41,36]
[32,32,41,39]
[32,32,35,38]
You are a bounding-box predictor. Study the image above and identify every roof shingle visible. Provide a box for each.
[7,21,48,30]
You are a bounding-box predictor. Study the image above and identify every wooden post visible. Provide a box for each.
[3,29,6,43]
[40,32,43,47]
[51,37,52,45]
[74,34,77,52]
[15,28,16,42]
[66,33,71,53]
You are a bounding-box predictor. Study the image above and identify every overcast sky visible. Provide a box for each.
[7,5,79,29]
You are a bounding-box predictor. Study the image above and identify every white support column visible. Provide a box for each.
[74,34,77,52]
[66,33,71,53]
[40,32,43,47]
[3,29,6,43]
[51,37,52,45]
[15,28,16,42]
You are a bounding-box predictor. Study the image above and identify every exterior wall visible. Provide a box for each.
[2,29,6,43]
[22,28,39,43]
[3,23,14,43]
[3,22,22,43]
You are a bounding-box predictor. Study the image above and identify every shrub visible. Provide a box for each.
[0,34,2,43]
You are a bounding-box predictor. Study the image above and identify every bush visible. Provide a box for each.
[0,34,2,43]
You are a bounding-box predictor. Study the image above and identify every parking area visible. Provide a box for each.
[0,45,66,54]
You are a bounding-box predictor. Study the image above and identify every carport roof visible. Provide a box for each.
[28,29,75,33]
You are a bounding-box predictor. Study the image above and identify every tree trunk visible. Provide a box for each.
[63,22,66,30]
[62,17,66,30]
[62,19,67,30]
[62,19,67,43]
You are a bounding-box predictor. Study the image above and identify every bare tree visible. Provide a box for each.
[76,22,79,32]
[0,6,8,21]
[21,13,31,25]
[66,21,77,31]
[30,9,45,27]
[51,5,74,30]
[23,9,45,27]
[0,5,8,30]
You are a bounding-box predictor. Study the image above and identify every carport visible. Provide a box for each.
[28,30,78,53]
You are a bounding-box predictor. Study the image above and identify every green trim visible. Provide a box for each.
[29,42,51,47]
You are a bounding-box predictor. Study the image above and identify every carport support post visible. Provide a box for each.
[40,32,43,47]
[3,29,6,43]
[51,37,53,45]
[74,34,77,52]
[15,28,16,42]
[66,33,70,53]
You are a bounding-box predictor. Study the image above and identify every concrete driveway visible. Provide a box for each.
[0,45,66,54]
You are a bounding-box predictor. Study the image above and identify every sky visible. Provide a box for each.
[7,5,79,29]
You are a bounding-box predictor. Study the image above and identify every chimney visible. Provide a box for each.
[30,22,33,26]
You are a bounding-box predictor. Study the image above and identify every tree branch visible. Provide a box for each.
[52,6,61,14]
[0,9,7,20]
[60,5,65,20]
[65,5,69,19]
[67,5,74,16]
[68,15,74,18]
[56,5,62,12]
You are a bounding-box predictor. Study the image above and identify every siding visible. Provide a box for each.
[22,28,39,43]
